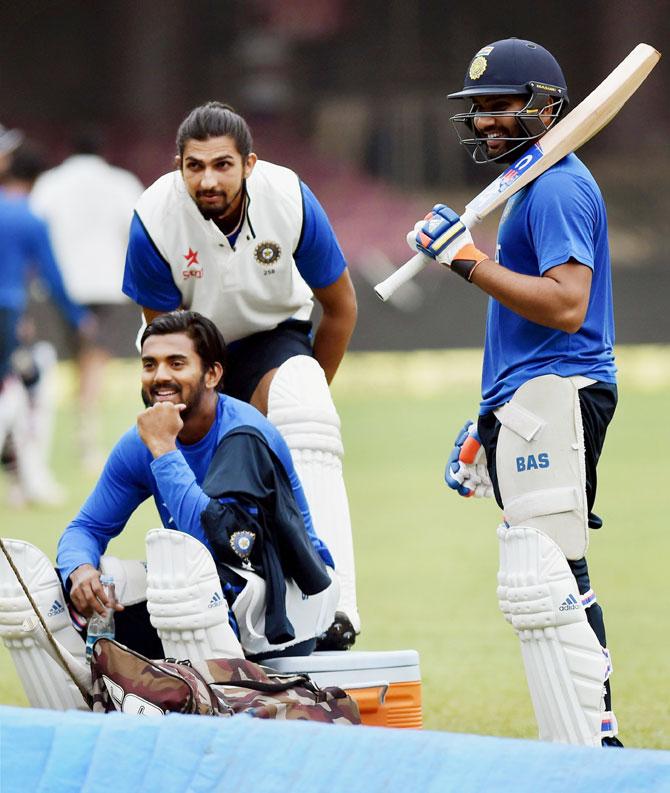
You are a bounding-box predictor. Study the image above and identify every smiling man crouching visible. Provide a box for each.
[57,310,337,662]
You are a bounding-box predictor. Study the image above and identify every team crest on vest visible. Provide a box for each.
[182,247,203,279]
[254,241,282,272]
[230,530,255,569]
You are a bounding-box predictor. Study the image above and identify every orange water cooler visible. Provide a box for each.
[263,650,422,728]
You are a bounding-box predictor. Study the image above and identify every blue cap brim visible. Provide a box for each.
[447,85,531,100]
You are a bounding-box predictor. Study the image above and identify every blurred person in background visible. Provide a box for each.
[0,140,94,505]
[0,122,23,178]
[31,127,144,470]
[1,316,60,506]
[122,102,359,650]
[407,38,620,747]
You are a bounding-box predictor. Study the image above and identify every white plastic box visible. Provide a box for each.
[264,649,422,728]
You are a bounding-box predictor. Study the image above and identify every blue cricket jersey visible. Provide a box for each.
[480,154,617,413]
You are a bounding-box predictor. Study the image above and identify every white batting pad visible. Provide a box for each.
[19,341,58,471]
[100,556,148,606]
[0,377,25,456]
[21,614,92,698]
[0,539,88,710]
[268,355,360,632]
[231,565,338,658]
[497,524,608,746]
[494,374,591,560]
[145,529,244,661]
[0,375,64,506]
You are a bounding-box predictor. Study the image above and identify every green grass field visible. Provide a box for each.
[2,346,669,749]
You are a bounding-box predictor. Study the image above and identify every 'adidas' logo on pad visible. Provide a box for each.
[558,593,580,611]
[208,592,223,609]
[47,599,65,617]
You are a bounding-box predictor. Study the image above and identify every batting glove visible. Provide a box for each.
[406,204,488,281]
[445,420,493,498]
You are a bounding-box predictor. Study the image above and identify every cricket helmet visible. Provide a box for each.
[448,38,569,163]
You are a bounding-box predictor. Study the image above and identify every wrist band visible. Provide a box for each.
[449,258,478,281]
[450,257,487,282]
[466,257,485,282]
[447,244,488,282]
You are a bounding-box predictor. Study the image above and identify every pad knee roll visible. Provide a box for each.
[268,355,344,457]
[145,529,244,661]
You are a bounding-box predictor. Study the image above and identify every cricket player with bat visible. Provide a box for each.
[407,38,624,746]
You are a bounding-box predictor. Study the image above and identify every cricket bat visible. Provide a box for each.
[374,42,661,302]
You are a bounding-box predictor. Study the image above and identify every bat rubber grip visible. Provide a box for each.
[459,207,479,229]
[373,209,480,301]
[374,252,431,302]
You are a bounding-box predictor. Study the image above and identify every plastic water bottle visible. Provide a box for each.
[85,574,116,662]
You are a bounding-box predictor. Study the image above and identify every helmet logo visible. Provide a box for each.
[469,56,487,81]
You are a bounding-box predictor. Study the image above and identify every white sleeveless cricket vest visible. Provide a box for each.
[134,160,313,343]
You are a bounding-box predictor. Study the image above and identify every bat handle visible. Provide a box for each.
[373,252,430,302]
[373,208,481,302]
[460,207,479,229]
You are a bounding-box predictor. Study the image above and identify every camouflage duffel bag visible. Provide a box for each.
[91,638,360,725]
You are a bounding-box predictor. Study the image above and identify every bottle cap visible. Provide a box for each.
[100,574,115,585]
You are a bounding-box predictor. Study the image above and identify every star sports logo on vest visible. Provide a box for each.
[182,247,203,279]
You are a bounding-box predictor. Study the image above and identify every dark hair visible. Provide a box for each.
[7,141,47,182]
[141,310,227,391]
[176,102,253,159]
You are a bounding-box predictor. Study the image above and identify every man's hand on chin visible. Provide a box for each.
[137,402,186,458]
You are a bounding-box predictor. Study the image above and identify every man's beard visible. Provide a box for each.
[140,375,207,422]
[195,184,244,221]
[195,192,233,220]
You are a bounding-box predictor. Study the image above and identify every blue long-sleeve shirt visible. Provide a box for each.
[0,189,86,325]
[57,394,333,588]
